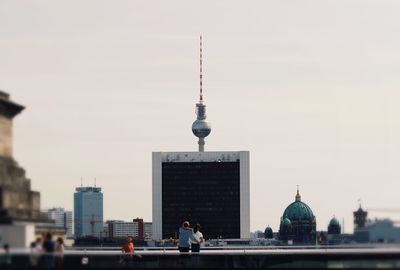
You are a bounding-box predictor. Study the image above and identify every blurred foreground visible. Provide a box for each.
[1,245,400,269]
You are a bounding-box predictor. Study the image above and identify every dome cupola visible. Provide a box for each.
[264,226,273,239]
[328,217,341,234]
[282,188,315,223]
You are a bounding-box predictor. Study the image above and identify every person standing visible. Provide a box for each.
[178,221,199,253]
[55,237,65,268]
[30,237,43,267]
[190,224,204,253]
[42,233,55,268]
[0,244,12,268]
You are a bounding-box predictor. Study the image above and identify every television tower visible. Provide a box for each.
[192,35,211,152]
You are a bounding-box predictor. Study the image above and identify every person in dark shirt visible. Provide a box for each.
[0,244,12,267]
[41,233,55,268]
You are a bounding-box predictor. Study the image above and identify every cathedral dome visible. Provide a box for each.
[328,217,341,234]
[279,188,317,244]
[329,217,339,227]
[264,226,273,239]
[282,189,315,223]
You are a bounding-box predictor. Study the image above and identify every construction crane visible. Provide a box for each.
[366,208,400,224]
[367,208,400,213]
[75,215,103,237]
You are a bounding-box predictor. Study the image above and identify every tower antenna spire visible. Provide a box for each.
[199,35,203,103]
[192,35,211,152]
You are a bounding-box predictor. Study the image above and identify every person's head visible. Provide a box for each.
[56,237,64,245]
[36,237,42,244]
[127,236,133,243]
[182,221,190,228]
[45,232,52,241]
[3,244,10,253]
[193,224,201,233]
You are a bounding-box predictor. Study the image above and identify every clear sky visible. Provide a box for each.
[1,0,400,233]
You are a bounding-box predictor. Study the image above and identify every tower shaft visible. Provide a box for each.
[198,137,205,152]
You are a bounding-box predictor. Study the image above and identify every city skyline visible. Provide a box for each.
[2,0,400,233]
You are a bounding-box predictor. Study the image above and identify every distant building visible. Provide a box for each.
[65,211,73,237]
[74,186,103,237]
[152,37,250,240]
[352,205,400,243]
[354,205,368,230]
[133,218,144,239]
[46,207,73,238]
[144,222,152,240]
[363,219,400,243]
[109,221,138,238]
[279,188,316,244]
[251,230,264,239]
[107,218,147,239]
[352,205,369,242]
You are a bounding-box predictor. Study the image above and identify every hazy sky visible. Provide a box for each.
[1,0,400,233]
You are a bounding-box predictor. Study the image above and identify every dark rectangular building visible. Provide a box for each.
[153,151,249,240]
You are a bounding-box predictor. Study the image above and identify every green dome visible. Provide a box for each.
[329,217,340,227]
[328,216,341,234]
[282,201,314,221]
[264,227,273,239]
[282,189,315,222]
[264,227,273,234]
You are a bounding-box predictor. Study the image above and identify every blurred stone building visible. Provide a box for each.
[0,91,48,247]
[0,91,47,223]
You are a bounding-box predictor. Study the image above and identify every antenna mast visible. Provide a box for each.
[200,35,203,103]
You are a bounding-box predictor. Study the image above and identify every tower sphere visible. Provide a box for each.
[192,119,211,138]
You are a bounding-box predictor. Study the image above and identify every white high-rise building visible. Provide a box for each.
[46,207,73,238]
[152,151,250,240]
[64,211,73,238]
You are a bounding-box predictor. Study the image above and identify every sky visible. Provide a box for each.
[1,0,400,233]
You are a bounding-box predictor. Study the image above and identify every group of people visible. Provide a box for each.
[30,233,65,268]
[178,221,204,253]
